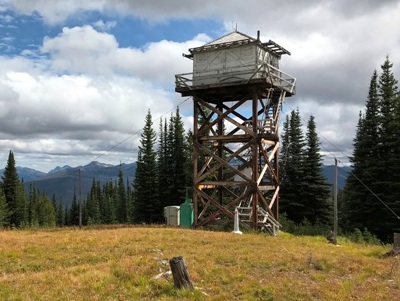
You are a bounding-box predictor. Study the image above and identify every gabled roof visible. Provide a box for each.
[184,30,290,58]
[204,30,255,46]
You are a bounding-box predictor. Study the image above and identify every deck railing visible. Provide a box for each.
[175,63,296,94]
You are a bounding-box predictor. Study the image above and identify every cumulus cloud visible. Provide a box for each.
[40,25,208,83]
[1,0,400,170]
[92,19,116,31]
[0,24,206,170]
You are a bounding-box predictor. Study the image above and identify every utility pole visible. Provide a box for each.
[79,168,82,229]
[333,157,338,244]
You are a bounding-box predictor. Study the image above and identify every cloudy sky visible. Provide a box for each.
[0,0,399,172]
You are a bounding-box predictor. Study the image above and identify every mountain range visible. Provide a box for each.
[1,162,350,208]
[0,161,136,207]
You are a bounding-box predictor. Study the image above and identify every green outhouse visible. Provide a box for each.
[180,198,194,228]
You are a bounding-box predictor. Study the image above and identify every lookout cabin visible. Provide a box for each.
[175,30,296,97]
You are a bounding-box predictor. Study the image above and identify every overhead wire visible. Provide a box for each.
[91,97,191,163]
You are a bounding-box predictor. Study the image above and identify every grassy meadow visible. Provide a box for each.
[0,226,399,300]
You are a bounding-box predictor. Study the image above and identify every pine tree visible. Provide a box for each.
[157,118,169,210]
[171,108,188,204]
[133,110,160,223]
[117,167,128,223]
[344,59,400,241]
[165,114,176,205]
[0,188,9,227]
[343,71,380,232]
[126,177,133,223]
[1,151,25,227]
[376,57,400,238]
[302,115,331,225]
[35,194,56,227]
[279,115,291,185]
[86,179,101,224]
[69,192,79,226]
[57,201,64,226]
[279,109,306,223]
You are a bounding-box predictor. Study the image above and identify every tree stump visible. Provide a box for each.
[169,256,193,289]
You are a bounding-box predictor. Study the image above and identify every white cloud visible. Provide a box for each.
[1,0,400,171]
[0,25,210,171]
[92,19,116,31]
[40,25,209,83]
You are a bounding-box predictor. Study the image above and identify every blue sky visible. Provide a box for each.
[1,0,400,172]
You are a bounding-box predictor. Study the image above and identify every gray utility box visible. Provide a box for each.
[164,206,180,226]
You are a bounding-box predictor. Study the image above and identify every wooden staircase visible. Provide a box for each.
[237,198,281,236]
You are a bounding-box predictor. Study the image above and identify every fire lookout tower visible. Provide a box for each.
[175,31,296,234]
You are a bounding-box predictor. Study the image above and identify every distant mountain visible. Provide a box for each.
[13,161,136,208]
[0,166,47,182]
[48,165,72,174]
[17,167,47,182]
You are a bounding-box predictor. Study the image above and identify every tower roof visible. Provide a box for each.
[185,30,290,58]
[204,30,256,46]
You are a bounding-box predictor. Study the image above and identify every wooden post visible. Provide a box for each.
[333,158,338,244]
[394,233,400,251]
[169,256,193,290]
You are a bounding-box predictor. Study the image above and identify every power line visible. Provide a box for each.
[337,158,400,220]
[91,97,191,163]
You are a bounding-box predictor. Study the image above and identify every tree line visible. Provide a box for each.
[0,108,192,227]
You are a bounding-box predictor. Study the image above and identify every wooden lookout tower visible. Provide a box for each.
[175,30,296,234]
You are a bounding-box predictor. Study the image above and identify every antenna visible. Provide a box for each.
[231,21,238,32]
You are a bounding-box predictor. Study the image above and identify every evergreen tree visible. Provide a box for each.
[126,177,133,223]
[64,205,70,226]
[302,115,331,225]
[35,194,56,227]
[133,110,160,223]
[279,115,291,185]
[117,167,128,223]
[103,195,117,224]
[344,58,400,241]
[57,201,64,226]
[375,57,400,238]
[157,118,169,210]
[16,181,27,226]
[1,151,25,227]
[0,188,9,227]
[171,108,188,204]
[343,71,380,232]
[69,192,79,226]
[27,183,36,226]
[86,179,101,224]
[279,109,306,223]
[165,114,176,205]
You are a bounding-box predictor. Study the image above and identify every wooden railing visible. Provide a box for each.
[175,63,296,94]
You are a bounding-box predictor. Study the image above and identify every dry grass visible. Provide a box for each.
[0,226,399,300]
